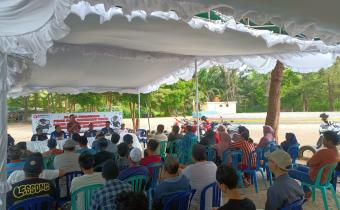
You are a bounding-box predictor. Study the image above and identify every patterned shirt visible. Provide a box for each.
[229,140,256,168]
[90,179,133,210]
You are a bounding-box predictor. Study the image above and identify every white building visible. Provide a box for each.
[202,101,237,115]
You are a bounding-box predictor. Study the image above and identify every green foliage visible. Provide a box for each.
[8,58,340,117]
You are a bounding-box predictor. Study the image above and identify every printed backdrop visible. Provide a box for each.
[31,112,123,134]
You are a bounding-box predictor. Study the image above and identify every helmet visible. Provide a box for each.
[320,113,329,119]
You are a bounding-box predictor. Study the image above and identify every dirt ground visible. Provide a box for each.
[7,117,340,210]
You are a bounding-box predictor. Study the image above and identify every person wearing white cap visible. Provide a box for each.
[264,150,304,210]
[118,148,149,181]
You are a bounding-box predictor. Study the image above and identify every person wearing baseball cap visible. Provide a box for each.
[118,148,149,181]
[264,150,304,210]
[7,156,57,207]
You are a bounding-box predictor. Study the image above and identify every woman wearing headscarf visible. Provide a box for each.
[256,125,275,148]
[280,133,298,152]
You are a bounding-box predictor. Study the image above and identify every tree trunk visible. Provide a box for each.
[129,101,137,131]
[265,61,284,141]
[47,93,52,113]
[302,93,309,112]
[327,76,335,111]
[23,96,29,122]
[33,93,38,112]
[106,92,113,112]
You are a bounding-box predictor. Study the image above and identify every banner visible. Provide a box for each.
[31,112,123,134]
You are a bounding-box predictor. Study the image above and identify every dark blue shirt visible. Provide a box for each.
[50,131,67,140]
[118,165,149,181]
[101,127,114,135]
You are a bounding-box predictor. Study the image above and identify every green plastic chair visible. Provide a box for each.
[169,140,179,158]
[159,141,168,159]
[71,184,103,210]
[301,163,340,210]
[43,154,56,169]
[125,175,148,193]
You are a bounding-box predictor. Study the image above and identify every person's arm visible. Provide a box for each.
[307,150,322,167]
[265,188,280,210]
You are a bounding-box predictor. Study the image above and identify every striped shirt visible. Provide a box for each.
[229,140,256,168]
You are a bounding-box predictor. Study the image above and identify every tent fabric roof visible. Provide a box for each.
[79,0,340,44]
[1,0,340,96]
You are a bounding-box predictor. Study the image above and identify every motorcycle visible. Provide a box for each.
[299,122,340,159]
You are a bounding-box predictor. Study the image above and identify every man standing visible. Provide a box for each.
[101,121,114,135]
[67,114,81,136]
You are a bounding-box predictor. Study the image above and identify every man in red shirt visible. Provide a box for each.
[140,140,161,169]
[67,114,81,136]
[289,131,339,196]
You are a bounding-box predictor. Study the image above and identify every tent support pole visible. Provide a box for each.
[195,59,200,141]
[0,52,8,208]
[138,93,141,129]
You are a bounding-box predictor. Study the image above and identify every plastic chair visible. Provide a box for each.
[168,140,179,158]
[242,150,268,193]
[159,141,168,159]
[147,162,163,188]
[300,163,340,210]
[163,189,196,210]
[125,175,148,192]
[287,144,300,169]
[199,182,221,210]
[280,197,304,210]
[8,196,55,210]
[332,169,340,191]
[71,184,103,210]
[222,149,245,189]
[55,171,83,202]
[256,147,273,186]
[206,147,216,162]
[178,136,198,165]
[43,154,56,169]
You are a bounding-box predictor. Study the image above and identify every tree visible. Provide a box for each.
[265,61,284,140]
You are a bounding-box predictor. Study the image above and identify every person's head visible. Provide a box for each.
[146,140,159,155]
[78,153,95,173]
[217,125,226,133]
[186,125,193,133]
[105,121,111,128]
[121,123,126,130]
[192,144,207,162]
[323,131,339,148]
[320,113,329,123]
[238,126,248,135]
[98,139,108,151]
[36,127,43,135]
[102,159,119,181]
[8,146,22,161]
[123,134,133,148]
[23,156,44,178]
[117,142,129,158]
[201,116,207,121]
[129,148,142,165]
[72,133,81,142]
[16,142,27,150]
[265,150,291,175]
[89,123,94,130]
[263,125,274,136]
[172,125,180,135]
[63,140,77,152]
[285,133,297,143]
[47,139,57,149]
[116,191,148,210]
[78,136,88,147]
[54,125,61,132]
[240,128,250,141]
[164,156,179,176]
[69,114,76,122]
[156,124,165,134]
[111,132,120,144]
[216,165,238,192]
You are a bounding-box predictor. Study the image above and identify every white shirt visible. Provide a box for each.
[182,161,217,210]
[7,169,60,186]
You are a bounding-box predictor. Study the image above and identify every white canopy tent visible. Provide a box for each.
[1,0,340,206]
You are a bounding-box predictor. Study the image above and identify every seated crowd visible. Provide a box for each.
[5,120,340,210]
